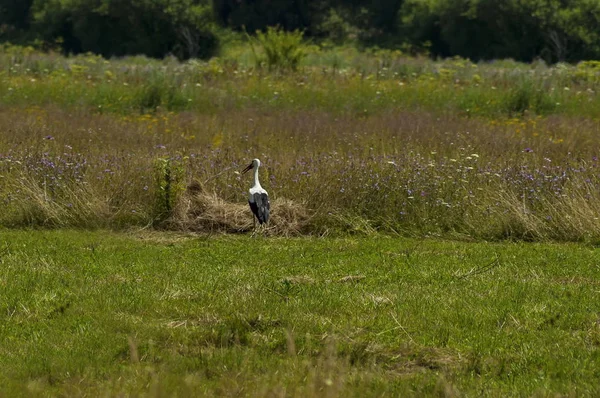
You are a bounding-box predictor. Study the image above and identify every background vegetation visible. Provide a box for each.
[2,0,600,63]
[1,45,600,241]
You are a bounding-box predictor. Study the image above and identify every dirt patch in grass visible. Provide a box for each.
[383,346,466,375]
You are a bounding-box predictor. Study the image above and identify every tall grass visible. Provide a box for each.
[2,104,600,241]
[2,46,600,240]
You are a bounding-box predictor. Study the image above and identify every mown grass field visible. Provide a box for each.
[1,230,600,397]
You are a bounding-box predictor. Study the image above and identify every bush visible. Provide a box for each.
[3,0,600,64]
[134,75,188,112]
[253,26,306,71]
[0,0,35,43]
[503,79,556,116]
[213,0,311,33]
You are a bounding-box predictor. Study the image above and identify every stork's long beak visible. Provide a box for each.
[241,163,253,174]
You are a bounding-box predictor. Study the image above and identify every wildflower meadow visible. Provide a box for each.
[1,46,600,240]
[2,44,600,397]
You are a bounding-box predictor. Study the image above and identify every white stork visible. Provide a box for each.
[241,158,270,229]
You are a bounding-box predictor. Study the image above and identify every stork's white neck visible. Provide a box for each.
[253,165,262,189]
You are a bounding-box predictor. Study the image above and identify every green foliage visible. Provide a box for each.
[316,8,361,45]
[28,0,219,59]
[0,0,34,40]
[253,26,306,71]
[399,0,600,63]
[573,60,600,84]
[503,79,557,116]
[134,75,188,112]
[2,47,599,119]
[0,42,37,62]
[2,0,600,62]
[214,0,311,33]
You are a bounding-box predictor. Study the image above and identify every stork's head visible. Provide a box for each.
[241,158,261,174]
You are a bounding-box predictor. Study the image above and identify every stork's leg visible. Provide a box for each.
[251,215,257,238]
[259,221,266,237]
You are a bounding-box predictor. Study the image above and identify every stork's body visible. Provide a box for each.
[242,159,270,226]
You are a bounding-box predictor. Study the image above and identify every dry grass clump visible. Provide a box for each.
[9,176,113,227]
[170,181,312,236]
[485,188,600,241]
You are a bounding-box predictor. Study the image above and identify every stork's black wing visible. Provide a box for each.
[249,193,270,224]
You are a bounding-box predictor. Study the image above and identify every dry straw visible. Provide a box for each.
[170,180,312,236]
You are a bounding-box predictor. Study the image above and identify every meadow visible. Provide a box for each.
[1,45,600,239]
[1,230,600,397]
[1,43,600,396]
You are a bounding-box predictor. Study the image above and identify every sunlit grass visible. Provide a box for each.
[2,46,600,397]
[1,230,600,396]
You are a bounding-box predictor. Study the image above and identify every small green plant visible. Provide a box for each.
[137,83,163,111]
[153,157,186,223]
[252,26,306,71]
[573,60,600,84]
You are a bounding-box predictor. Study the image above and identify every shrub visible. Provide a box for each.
[503,79,556,116]
[399,0,600,63]
[252,26,306,71]
[134,74,188,112]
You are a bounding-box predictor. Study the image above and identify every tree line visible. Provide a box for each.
[1,0,599,63]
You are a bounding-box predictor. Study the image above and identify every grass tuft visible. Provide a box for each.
[503,79,557,116]
[9,175,112,228]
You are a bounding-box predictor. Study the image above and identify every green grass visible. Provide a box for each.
[1,230,600,396]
